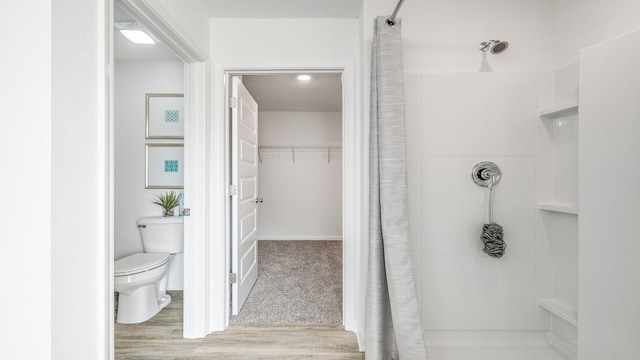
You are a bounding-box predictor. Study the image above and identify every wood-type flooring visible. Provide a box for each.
[115,291,363,359]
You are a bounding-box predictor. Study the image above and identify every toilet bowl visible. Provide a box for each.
[115,253,172,323]
[114,216,183,324]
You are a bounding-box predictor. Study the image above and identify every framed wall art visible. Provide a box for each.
[145,93,184,139]
[145,144,184,189]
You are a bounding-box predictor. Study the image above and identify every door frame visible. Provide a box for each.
[115,0,209,340]
[211,62,362,333]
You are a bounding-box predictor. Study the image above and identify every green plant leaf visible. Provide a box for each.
[151,191,180,211]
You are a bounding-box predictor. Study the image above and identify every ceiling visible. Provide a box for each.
[197,0,362,18]
[242,74,342,112]
[114,3,344,111]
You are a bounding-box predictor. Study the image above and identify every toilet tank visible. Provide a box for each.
[137,216,184,253]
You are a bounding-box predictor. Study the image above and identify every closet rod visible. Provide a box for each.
[257,145,342,163]
[259,145,342,149]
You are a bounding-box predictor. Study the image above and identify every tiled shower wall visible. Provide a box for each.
[405,72,554,331]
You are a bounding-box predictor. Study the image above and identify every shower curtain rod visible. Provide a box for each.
[387,0,406,26]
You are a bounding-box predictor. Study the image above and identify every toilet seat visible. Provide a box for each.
[115,253,171,277]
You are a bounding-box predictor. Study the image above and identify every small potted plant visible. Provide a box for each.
[152,191,180,217]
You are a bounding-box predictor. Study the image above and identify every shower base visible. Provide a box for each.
[424,331,567,360]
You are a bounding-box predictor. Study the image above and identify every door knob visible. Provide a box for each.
[255,197,264,203]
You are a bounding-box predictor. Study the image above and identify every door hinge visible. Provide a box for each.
[229,97,237,108]
[229,273,237,284]
[228,184,237,196]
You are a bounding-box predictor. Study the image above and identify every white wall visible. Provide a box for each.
[209,17,362,335]
[114,60,184,259]
[52,0,111,358]
[0,2,51,359]
[552,0,640,68]
[579,29,640,360]
[257,111,342,240]
[210,19,360,64]
[259,111,342,147]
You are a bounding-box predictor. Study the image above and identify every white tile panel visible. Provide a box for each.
[422,157,535,257]
[422,256,537,330]
[579,29,640,360]
[421,73,538,157]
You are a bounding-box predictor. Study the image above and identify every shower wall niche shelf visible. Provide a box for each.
[538,102,579,118]
[538,202,578,215]
[536,94,579,360]
[538,299,578,326]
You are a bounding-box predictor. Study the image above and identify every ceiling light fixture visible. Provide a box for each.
[297,74,312,81]
[114,21,156,44]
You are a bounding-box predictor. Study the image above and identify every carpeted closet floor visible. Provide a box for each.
[230,240,343,324]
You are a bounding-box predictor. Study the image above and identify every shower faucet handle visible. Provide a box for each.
[479,168,493,180]
[471,161,502,188]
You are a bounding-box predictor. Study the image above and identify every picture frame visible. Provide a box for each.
[145,93,184,139]
[145,144,184,189]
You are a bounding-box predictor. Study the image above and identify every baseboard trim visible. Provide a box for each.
[355,330,365,352]
[257,236,343,241]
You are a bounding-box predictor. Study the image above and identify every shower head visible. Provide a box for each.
[479,40,509,54]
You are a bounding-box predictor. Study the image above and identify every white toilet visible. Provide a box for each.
[114,216,183,324]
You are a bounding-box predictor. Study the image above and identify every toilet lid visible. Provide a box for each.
[114,253,171,276]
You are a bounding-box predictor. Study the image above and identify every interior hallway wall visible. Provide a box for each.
[209,17,362,336]
[1,2,51,358]
[51,0,111,358]
[257,111,342,240]
[114,60,184,260]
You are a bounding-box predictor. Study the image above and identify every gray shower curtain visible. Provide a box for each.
[366,16,428,360]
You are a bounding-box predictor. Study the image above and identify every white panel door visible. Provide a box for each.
[231,76,259,315]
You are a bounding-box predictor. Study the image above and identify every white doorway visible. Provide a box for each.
[105,2,365,355]
[214,65,359,332]
[228,73,344,321]
[114,0,210,340]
